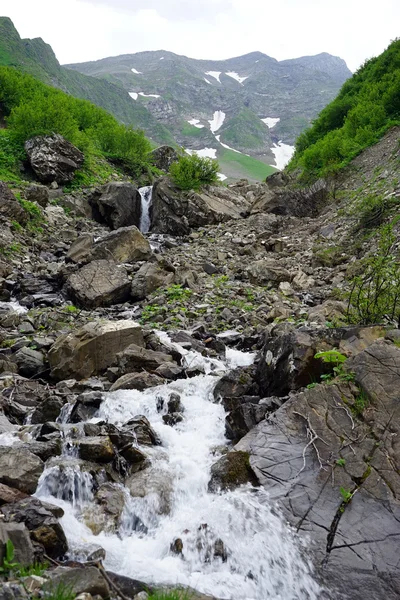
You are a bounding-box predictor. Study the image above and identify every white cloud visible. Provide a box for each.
[1,0,399,70]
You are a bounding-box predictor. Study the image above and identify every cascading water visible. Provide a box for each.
[139,186,153,233]
[35,341,322,600]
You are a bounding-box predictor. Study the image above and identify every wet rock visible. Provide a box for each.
[48,320,144,381]
[30,396,64,424]
[24,185,50,207]
[69,392,103,423]
[208,451,259,492]
[23,439,62,462]
[2,379,48,424]
[0,484,28,506]
[83,482,125,535]
[89,182,141,230]
[0,447,44,494]
[170,538,183,555]
[25,134,84,184]
[77,437,115,463]
[44,566,109,598]
[0,522,35,567]
[154,363,184,380]
[0,415,17,435]
[131,262,174,300]
[0,182,27,225]
[149,146,179,172]
[126,467,173,515]
[167,393,183,413]
[1,497,67,559]
[110,372,164,392]
[123,416,161,446]
[224,398,267,442]
[65,260,131,309]
[162,413,183,426]
[117,344,175,375]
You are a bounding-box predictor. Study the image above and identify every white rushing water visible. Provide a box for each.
[35,339,321,600]
[139,186,153,233]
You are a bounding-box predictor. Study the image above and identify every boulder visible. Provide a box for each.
[44,566,109,598]
[149,146,179,172]
[251,177,328,217]
[110,372,164,392]
[151,177,250,235]
[0,484,28,506]
[89,227,152,264]
[131,261,175,300]
[208,451,259,492]
[30,396,64,424]
[89,182,141,230]
[48,320,144,381]
[45,205,68,227]
[247,258,291,286]
[24,184,50,207]
[65,260,131,309]
[83,482,126,535]
[0,182,27,225]
[0,522,35,567]
[1,497,68,559]
[66,234,94,263]
[123,416,162,446]
[24,134,84,184]
[77,437,115,463]
[126,467,173,515]
[13,347,46,378]
[117,344,175,375]
[237,340,400,599]
[70,392,104,423]
[0,447,44,494]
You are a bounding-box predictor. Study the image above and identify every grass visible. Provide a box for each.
[219,148,276,182]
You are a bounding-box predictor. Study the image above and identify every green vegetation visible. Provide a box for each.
[147,589,192,600]
[181,122,205,138]
[314,349,355,383]
[336,458,346,467]
[44,582,75,600]
[0,66,153,183]
[169,154,219,190]
[219,148,276,181]
[222,108,267,151]
[354,390,369,415]
[289,38,400,180]
[0,540,48,579]
[346,223,400,326]
[339,487,353,503]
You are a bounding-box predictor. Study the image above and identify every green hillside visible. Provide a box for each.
[288,38,400,180]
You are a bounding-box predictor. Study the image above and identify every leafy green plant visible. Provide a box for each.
[17,561,48,577]
[339,487,353,503]
[314,349,354,383]
[43,581,75,600]
[147,589,192,600]
[353,390,369,415]
[314,349,347,364]
[346,223,400,326]
[0,540,20,576]
[165,285,192,302]
[336,458,346,467]
[169,154,219,191]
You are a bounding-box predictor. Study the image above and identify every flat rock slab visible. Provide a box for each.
[65,260,131,309]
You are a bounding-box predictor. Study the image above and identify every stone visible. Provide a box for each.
[78,437,115,463]
[247,259,291,286]
[24,185,50,207]
[162,413,183,426]
[0,182,27,225]
[83,483,126,535]
[89,182,142,230]
[1,497,68,559]
[110,372,164,392]
[149,146,179,172]
[13,347,46,378]
[0,523,35,567]
[24,134,84,183]
[208,451,259,492]
[44,566,109,598]
[0,416,16,435]
[23,439,62,462]
[48,320,144,381]
[292,269,315,291]
[44,205,69,227]
[126,467,173,515]
[77,227,152,265]
[131,262,175,300]
[117,344,175,375]
[66,234,94,264]
[307,300,347,325]
[69,392,104,423]
[0,484,28,505]
[65,260,131,309]
[122,416,161,446]
[0,447,44,494]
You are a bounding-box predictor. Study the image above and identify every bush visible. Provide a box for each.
[346,223,400,325]
[169,153,219,190]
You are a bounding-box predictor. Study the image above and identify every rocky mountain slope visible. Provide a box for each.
[66,49,351,177]
[0,118,399,600]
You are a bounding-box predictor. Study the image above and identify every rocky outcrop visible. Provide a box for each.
[149,146,179,172]
[238,339,400,599]
[208,451,259,492]
[65,259,131,308]
[0,447,44,494]
[151,177,250,235]
[116,344,175,375]
[24,134,84,183]
[67,226,152,265]
[89,182,142,230]
[131,261,175,300]
[48,320,144,380]
[0,182,27,225]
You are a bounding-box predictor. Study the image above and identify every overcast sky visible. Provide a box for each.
[2,0,399,71]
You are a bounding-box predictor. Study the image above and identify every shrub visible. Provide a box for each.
[346,223,400,325]
[169,154,219,190]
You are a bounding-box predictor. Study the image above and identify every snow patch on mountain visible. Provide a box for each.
[205,71,221,83]
[159,57,164,60]
[188,119,204,129]
[139,92,161,98]
[131,68,143,75]
[261,117,280,129]
[209,111,226,134]
[204,78,212,85]
[129,92,138,100]
[225,72,248,85]
[185,148,217,159]
[217,173,228,181]
[271,141,295,170]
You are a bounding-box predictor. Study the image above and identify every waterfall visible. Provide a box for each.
[34,341,322,600]
[139,186,153,233]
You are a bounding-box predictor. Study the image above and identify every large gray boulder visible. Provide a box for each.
[251,175,328,217]
[131,261,175,300]
[117,343,175,375]
[0,522,35,567]
[65,260,131,308]
[48,319,144,381]
[151,177,250,235]
[89,182,142,230]
[67,226,152,265]
[0,447,44,494]
[44,566,109,598]
[0,182,27,225]
[238,339,400,599]
[24,134,84,183]
[149,146,179,171]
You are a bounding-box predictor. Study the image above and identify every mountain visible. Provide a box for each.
[66,49,351,177]
[0,17,174,146]
[288,38,400,180]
